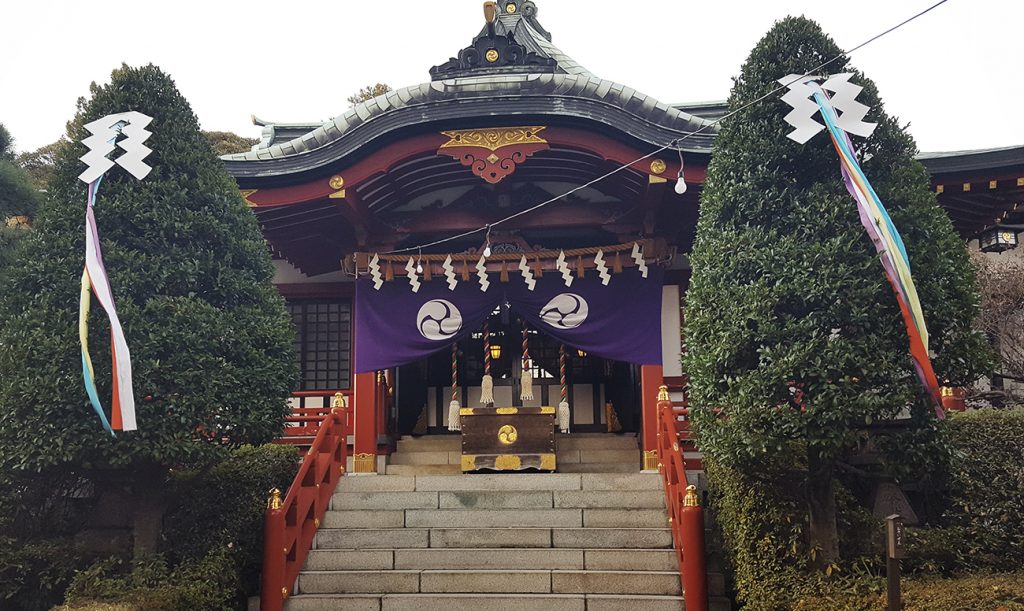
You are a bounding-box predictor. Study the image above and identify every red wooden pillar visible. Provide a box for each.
[640,364,664,471]
[352,371,378,473]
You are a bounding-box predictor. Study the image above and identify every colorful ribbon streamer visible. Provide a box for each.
[79,178,137,432]
[811,88,943,417]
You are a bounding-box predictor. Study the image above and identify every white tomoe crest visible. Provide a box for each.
[79,111,154,184]
[778,73,877,144]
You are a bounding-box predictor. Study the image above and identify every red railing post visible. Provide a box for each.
[681,485,709,611]
[261,488,286,611]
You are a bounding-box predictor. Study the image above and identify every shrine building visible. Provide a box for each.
[222,0,1024,476]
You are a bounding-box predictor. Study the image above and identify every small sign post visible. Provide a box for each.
[885,514,905,611]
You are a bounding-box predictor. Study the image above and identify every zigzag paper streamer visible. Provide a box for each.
[443,255,458,291]
[631,243,648,278]
[405,257,421,293]
[594,250,610,286]
[778,74,877,144]
[519,255,536,291]
[779,77,941,416]
[369,254,383,290]
[476,255,490,292]
[555,251,573,287]
[821,73,876,139]
[79,111,153,183]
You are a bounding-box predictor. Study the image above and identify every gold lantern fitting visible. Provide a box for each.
[979,227,1019,253]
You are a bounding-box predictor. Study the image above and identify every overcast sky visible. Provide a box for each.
[1,0,1020,154]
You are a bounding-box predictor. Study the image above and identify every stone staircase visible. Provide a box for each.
[386,433,642,475]
[281,467,728,610]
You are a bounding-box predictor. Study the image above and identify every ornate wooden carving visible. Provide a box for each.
[438,126,550,184]
[430,31,556,80]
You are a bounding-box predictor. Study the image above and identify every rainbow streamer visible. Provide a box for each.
[811,87,943,417]
[79,178,137,432]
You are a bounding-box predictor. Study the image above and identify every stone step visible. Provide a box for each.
[439,490,554,509]
[285,593,585,611]
[396,436,461,452]
[388,451,457,465]
[555,435,639,451]
[553,490,663,509]
[326,472,659,492]
[405,508,583,528]
[297,569,682,596]
[556,449,640,464]
[386,464,461,475]
[303,548,678,571]
[315,527,674,550]
[331,491,438,510]
[320,510,405,529]
[556,462,639,473]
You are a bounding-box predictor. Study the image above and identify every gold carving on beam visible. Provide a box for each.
[495,407,519,415]
[498,424,518,445]
[643,450,659,471]
[1018,177,1024,187]
[649,175,667,185]
[494,454,522,470]
[439,126,547,151]
[963,182,971,192]
[328,175,346,199]
[461,454,477,471]
[539,453,556,471]
[353,453,376,473]
[485,49,499,63]
[460,407,476,416]
[650,159,667,175]
[240,189,258,207]
[990,180,998,190]
[540,406,556,415]
[506,2,517,13]
[935,184,944,194]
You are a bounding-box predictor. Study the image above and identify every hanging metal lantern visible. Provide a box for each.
[489,342,502,361]
[979,228,1018,253]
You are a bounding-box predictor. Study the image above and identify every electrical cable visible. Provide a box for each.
[384,0,951,255]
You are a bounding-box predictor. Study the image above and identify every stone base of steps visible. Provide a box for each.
[337,472,662,492]
[278,592,729,611]
[388,448,639,466]
[331,489,666,511]
[316,527,675,550]
[305,548,677,571]
[296,568,683,596]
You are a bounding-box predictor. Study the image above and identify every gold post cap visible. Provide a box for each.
[267,488,283,510]
[684,484,699,507]
[657,384,670,401]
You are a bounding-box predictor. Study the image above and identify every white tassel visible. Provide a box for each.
[447,400,461,431]
[558,401,570,433]
[480,374,495,406]
[520,368,534,401]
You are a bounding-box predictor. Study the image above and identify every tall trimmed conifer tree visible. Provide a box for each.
[0,65,296,553]
[685,17,990,564]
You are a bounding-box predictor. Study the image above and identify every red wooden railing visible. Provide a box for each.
[274,390,353,446]
[262,393,349,611]
[656,385,709,611]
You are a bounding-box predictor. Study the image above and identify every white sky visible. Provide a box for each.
[1,0,1020,154]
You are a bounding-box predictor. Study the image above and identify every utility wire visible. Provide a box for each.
[385,0,951,255]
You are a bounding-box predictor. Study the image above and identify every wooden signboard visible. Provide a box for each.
[460,406,557,472]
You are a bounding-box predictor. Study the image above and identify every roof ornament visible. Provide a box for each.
[429,1,556,80]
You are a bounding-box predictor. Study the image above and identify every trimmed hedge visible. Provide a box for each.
[942,409,1024,570]
[792,572,1024,611]
[59,444,298,610]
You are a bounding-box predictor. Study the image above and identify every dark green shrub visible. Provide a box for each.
[0,538,88,611]
[162,444,299,593]
[792,572,1024,610]
[63,549,239,611]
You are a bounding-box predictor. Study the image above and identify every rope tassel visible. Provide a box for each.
[520,323,533,401]
[480,320,495,406]
[448,343,461,431]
